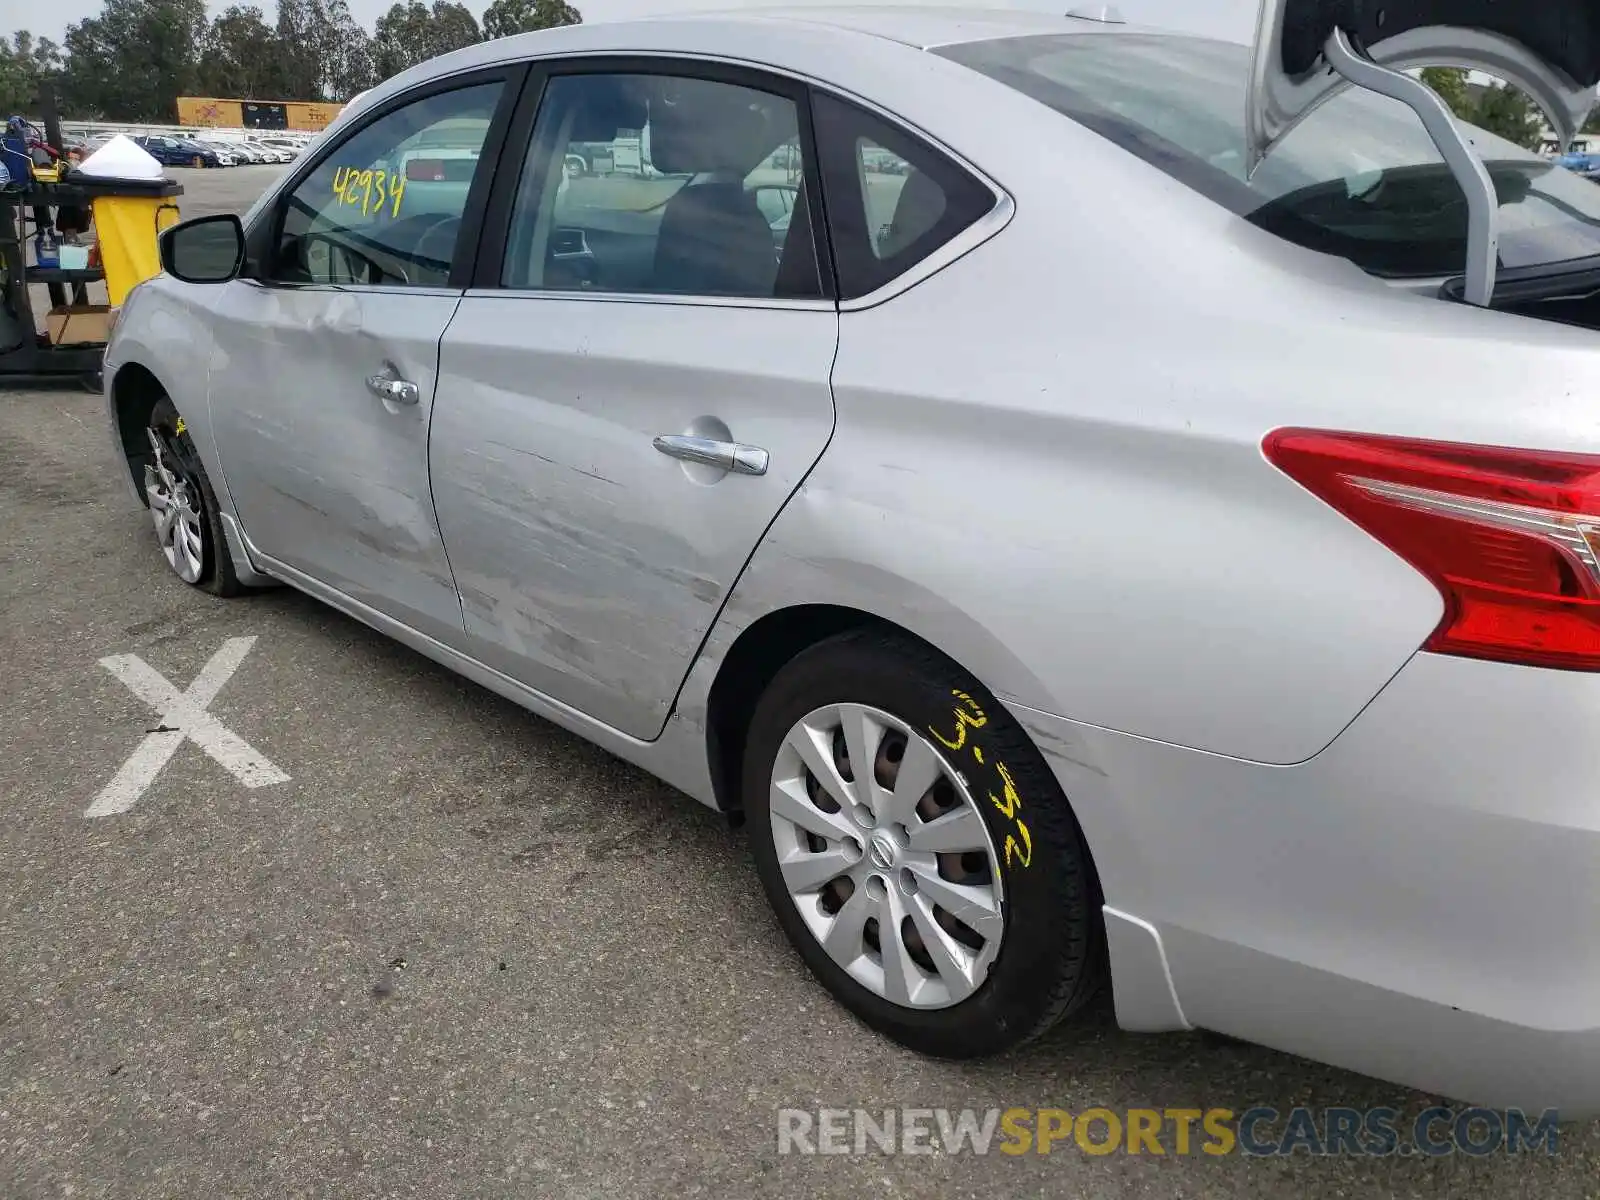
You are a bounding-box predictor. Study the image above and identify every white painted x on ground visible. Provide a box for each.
[87,635,289,818]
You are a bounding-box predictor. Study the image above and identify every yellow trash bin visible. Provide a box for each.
[91,194,183,306]
[61,175,185,306]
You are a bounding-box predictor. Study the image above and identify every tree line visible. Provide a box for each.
[0,0,581,122]
[1420,66,1600,149]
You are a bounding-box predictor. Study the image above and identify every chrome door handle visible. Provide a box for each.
[365,372,420,406]
[652,434,769,476]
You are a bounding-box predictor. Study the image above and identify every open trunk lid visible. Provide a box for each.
[1248,1,1600,305]
[1248,0,1600,174]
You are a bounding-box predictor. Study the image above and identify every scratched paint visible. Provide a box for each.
[429,295,839,740]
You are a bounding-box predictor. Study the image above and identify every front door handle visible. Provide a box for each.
[652,434,769,476]
[365,371,420,406]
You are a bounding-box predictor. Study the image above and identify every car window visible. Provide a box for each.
[811,92,997,300]
[270,81,503,289]
[937,33,1600,278]
[501,71,823,299]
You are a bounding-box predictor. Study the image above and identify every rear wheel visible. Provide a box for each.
[143,396,243,597]
[743,629,1105,1058]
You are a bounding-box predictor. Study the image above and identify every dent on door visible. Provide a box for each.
[208,283,467,641]
[428,298,839,740]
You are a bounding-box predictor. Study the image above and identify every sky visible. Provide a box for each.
[4,0,1260,47]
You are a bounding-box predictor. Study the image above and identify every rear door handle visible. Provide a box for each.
[652,434,769,476]
[365,371,420,406]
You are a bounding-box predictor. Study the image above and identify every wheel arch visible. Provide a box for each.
[705,603,891,817]
[110,360,169,505]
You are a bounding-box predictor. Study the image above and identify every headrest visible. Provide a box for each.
[646,76,792,176]
[564,75,650,142]
[880,169,947,258]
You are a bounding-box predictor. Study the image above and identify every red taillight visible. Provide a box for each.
[405,158,445,181]
[1264,428,1600,671]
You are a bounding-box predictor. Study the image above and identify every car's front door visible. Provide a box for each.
[206,70,518,645]
[431,63,840,738]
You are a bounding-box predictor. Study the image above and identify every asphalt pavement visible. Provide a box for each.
[3,164,1597,1199]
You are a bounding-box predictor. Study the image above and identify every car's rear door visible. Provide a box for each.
[206,67,521,647]
[430,60,839,739]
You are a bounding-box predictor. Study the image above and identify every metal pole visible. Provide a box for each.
[39,81,65,156]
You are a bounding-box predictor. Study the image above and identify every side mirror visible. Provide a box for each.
[159,213,245,284]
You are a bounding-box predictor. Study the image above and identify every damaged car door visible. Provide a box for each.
[204,70,518,645]
[429,65,840,739]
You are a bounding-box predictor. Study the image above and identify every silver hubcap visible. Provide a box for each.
[769,703,1005,1010]
[144,430,204,584]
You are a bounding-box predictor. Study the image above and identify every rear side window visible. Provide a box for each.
[811,92,997,299]
[499,71,823,299]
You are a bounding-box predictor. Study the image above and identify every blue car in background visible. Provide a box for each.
[1555,151,1600,178]
[134,135,222,169]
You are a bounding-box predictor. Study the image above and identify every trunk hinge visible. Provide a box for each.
[1323,27,1500,307]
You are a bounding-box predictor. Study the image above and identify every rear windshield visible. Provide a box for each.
[936,33,1600,278]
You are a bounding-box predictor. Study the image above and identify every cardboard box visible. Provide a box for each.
[46,305,112,347]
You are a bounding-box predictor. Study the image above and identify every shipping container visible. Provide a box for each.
[176,97,344,132]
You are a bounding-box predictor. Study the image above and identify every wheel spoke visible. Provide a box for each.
[884,735,945,828]
[906,865,1003,944]
[821,884,874,966]
[180,521,205,577]
[149,492,178,542]
[909,805,988,854]
[786,718,857,812]
[879,890,923,1006]
[839,703,888,818]
[778,845,855,893]
[769,776,855,843]
[908,893,980,1000]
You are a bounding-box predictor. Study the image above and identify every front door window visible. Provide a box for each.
[269,82,504,289]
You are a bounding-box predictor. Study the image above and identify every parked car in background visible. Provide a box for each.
[134,135,223,168]
[189,137,241,166]
[106,1,1600,1118]
[212,138,267,163]
[255,136,309,160]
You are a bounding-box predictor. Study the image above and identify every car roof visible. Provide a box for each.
[334,4,1196,139]
[649,5,1150,49]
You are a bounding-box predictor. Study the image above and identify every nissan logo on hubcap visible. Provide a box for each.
[868,831,897,871]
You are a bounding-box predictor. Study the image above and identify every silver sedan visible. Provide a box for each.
[104,1,1600,1116]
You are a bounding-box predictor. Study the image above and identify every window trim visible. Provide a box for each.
[469,50,1014,309]
[472,54,836,306]
[808,90,1011,311]
[241,62,529,292]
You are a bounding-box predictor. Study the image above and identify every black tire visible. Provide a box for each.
[147,396,245,597]
[743,628,1106,1058]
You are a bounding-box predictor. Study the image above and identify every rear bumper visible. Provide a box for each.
[1014,652,1600,1116]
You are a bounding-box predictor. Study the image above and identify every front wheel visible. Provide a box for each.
[743,629,1105,1058]
[143,396,244,596]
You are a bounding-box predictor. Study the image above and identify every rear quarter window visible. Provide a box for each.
[811,92,999,300]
